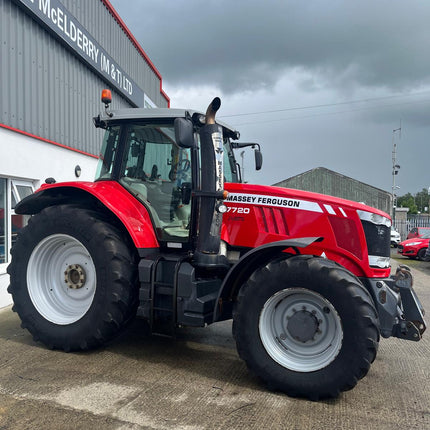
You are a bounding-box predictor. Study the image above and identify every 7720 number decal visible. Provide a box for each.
[225,206,250,214]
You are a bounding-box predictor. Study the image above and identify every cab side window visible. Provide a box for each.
[119,124,192,242]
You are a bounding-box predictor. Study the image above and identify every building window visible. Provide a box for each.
[0,178,34,267]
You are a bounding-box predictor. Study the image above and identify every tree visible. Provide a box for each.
[414,188,430,213]
[397,193,418,214]
[397,188,430,214]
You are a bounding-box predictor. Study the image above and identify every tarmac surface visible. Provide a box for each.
[0,251,429,430]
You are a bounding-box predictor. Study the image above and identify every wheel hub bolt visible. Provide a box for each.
[286,309,319,343]
[64,264,86,289]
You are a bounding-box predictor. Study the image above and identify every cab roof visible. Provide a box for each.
[95,108,239,138]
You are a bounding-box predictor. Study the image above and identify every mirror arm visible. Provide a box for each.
[231,142,261,151]
[235,162,243,183]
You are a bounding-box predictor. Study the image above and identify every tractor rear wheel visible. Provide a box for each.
[7,205,138,351]
[233,255,379,400]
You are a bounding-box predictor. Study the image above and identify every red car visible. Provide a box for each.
[407,226,430,239]
[398,236,430,260]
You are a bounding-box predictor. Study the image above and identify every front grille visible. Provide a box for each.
[398,245,404,253]
[361,220,391,260]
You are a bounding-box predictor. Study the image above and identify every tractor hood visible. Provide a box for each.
[222,182,392,278]
[224,182,390,219]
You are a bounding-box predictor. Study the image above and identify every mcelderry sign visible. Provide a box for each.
[14,0,146,107]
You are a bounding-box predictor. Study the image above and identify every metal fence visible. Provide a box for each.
[393,215,430,241]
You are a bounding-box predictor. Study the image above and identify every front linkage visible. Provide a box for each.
[365,265,426,341]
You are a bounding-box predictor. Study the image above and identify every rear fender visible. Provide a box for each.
[15,182,159,249]
[213,237,323,322]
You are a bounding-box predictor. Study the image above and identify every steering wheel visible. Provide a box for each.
[169,159,191,182]
[176,159,191,178]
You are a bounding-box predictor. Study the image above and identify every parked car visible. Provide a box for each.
[425,241,430,261]
[406,226,430,239]
[390,228,401,247]
[398,237,430,260]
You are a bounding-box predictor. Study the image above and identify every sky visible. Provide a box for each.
[109,0,430,196]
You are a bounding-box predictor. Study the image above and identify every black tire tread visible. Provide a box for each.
[7,204,138,352]
[233,255,380,400]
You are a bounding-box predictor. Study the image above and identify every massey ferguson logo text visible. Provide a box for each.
[226,193,323,213]
[227,194,299,207]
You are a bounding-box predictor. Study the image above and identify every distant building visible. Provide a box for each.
[273,167,391,214]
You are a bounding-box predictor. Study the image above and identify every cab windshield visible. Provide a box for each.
[223,139,239,183]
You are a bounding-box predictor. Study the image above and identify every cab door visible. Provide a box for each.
[117,123,193,245]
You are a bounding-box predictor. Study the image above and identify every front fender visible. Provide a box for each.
[15,181,159,249]
[213,237,323,322]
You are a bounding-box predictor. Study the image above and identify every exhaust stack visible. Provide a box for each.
[193,98,228,269]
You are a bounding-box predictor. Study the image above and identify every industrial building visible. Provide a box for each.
[0,0,169,305]
[274,167,392,215]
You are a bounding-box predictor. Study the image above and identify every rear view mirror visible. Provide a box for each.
[174,118,195,148]
[231,141,263,171]
[255,149,263,171]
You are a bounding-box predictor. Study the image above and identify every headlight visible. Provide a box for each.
[368,256,390,268]
[357,210,391,227]
[217,203,228,213]
[405,242,421,247]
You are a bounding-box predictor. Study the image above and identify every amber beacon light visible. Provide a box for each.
[101,89,112,105]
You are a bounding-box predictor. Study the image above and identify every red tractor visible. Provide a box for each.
[8,94,426,400]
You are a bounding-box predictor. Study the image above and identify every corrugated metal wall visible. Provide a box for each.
[63,0,167,107]
[274,167,392,214]
[0,0,168,155]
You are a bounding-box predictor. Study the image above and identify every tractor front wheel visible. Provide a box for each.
[8,205,138,351]
[233,255,380,400]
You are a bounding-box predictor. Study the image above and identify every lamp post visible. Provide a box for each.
[391,126,401,224]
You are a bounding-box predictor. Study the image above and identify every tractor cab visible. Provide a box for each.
[93,92,259,255]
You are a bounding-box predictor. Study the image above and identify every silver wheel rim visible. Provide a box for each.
[27,234,97,325]
[259,288,343,372]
